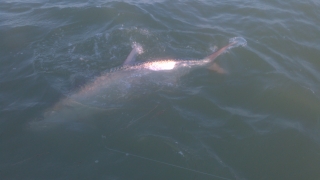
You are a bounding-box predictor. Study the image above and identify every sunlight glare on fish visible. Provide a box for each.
[144,61,176,71]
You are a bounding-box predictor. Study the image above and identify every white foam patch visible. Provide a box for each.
[228,37,247,49]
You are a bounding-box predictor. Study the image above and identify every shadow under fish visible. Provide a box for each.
[29,37,247,131]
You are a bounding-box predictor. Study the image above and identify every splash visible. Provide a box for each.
[228,37,247,49]
[132,42,144,54]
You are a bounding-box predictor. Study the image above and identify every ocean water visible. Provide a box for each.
[1,0,320,179]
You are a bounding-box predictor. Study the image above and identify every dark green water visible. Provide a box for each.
[1,0,320,179]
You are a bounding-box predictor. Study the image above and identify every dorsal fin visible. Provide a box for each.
[123,43,144,66]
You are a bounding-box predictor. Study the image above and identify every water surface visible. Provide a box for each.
[1,0,320,179]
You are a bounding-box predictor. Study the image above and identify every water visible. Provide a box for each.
[1,0,320,179]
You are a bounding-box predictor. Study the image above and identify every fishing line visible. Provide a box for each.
[105,146,233,180]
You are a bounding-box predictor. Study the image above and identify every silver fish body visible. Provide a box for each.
[29,37,246,130]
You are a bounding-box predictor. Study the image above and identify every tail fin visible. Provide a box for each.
[205,37,247,62]
[205,37,246,73]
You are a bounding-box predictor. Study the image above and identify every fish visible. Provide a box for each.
[29,37,247,130]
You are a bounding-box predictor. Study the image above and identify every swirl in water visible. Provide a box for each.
[228,37,247,49]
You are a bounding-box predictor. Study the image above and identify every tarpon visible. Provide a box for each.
[29,37,247,130]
